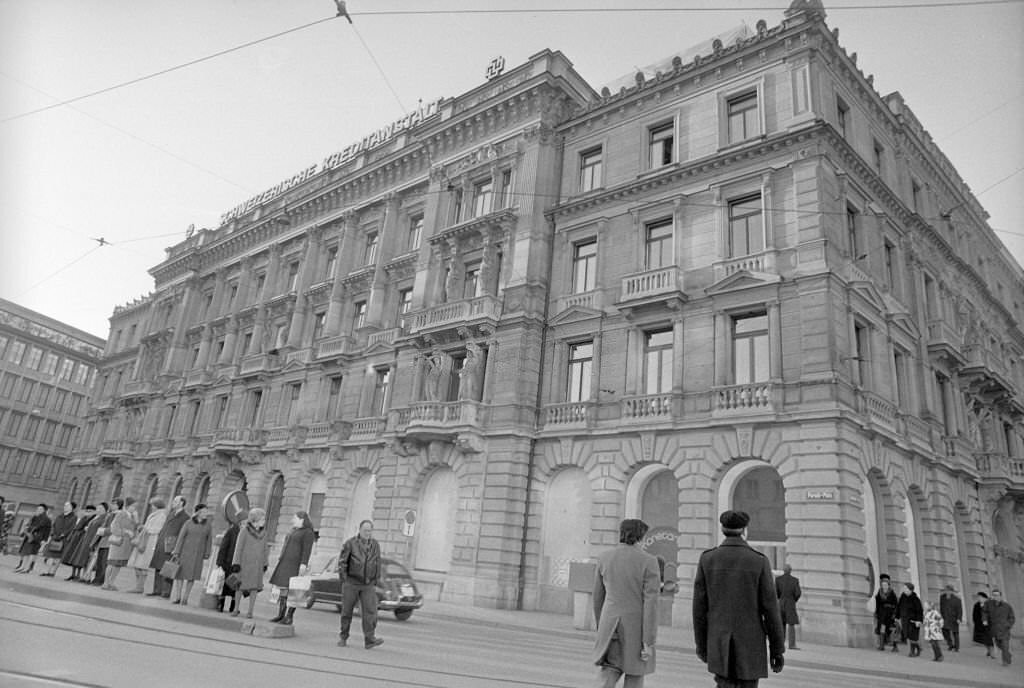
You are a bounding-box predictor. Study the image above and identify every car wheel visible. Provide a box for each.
[394,609,413,621]
[304,597,315,610]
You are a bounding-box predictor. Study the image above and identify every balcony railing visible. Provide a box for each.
[859,390,898,432]
[407,295,502,334]
[285,349,313,366]
[367,327,402,348]
[239,353,281,376]
[349,417,386,440]
[543,401,593,427]
[184,369,212,387]
[211,428,264,447]
[100,439,134,455]
[714,382,775,413]
[315,335,353,359]
[555,290,603,314]
[620,266,684,303]
[621,393,675,420]
[122,380,155,397]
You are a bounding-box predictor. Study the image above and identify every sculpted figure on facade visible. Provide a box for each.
[424,349,452,401]
[458,341,484,401]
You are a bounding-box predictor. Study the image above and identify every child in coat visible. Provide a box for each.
[924,601,945,662]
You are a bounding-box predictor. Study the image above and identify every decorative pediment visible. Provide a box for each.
[887,310,921,340]
[847,281,885,312]
[704,269,780,296]
[550,304,604,326]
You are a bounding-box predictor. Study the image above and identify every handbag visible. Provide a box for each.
[109,534,124,546]
[134,530,148,552]
[286,574,312,608]
[46,539,64,555]
[225,572,242,590]
[160,559,180,579]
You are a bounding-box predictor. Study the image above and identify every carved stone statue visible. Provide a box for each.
[424,349,452,401]
[458,341,484,401]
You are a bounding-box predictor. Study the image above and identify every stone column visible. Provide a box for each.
[219,316,238,366]
[209,269,229,320]
[264,244,282,301]
[195,324,213,370]
[367,195,400,327]
[445,239,463,302]
[767,299,782,381]
[625,329,640,395]
[287,229,322,348]
[672,313,685,394]
[236,256,255,309]
[248,306,267,356]
[163,277,200,375]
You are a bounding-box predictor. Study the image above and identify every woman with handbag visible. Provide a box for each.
[169,503,213,606]
[102,497,138,590]
[267,511,315,625]
[230,507,268,619]
[40,501,77,577]
[126,497,166,593]
[63,503,98,581]
[15,504,52,574]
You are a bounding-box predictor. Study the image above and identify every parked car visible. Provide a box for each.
[302,555,424,621]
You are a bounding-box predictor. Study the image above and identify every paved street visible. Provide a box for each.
[0,559,1020,688]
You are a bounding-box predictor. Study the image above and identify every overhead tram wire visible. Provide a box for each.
[1,16,340,124]
[16,245,105,299]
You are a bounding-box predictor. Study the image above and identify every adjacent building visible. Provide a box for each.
[65,1,1023,645]
[0,298,103,526]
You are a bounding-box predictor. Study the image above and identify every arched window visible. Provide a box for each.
[540,468,592,588]
[81,478,93,506]
[109,473,124,501]
[345,472,376,538]
[415,468,458,573]
[141,475,159,521]
[719,462,787,570]
[67,477,79,504]
[193,474,211,507]
[264,474,285,548]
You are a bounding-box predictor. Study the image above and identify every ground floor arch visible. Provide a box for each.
[538,467,592,613]
[414,467,458,574]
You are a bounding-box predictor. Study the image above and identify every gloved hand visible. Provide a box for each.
[770,654,784,673]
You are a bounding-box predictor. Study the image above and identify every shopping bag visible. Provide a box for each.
[266,584,281,604]
[160,560,180,579]
[286,574,311,609]
[205,567,225,595]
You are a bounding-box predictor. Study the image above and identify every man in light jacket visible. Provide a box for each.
[592,518,660,687]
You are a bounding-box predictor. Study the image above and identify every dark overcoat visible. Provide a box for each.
[171,517,213,581]
[71,513,105,568]
[232,522,268,592]
[972,601,992,645]
[898,592,923,641]
[775,572,802,625]
[216,523,240,571]
[269,525,315,587]
[46,512,77,557]
[18,513,52,555]
[874,588,899,632]
[693,536,785,681]
[939,592,962,630]
[591,544,660,676]
[149,508,188,570]
[63,513,96,567]
[984,600,1016,641]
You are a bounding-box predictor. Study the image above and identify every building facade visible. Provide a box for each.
[65,1,1023,645]
[0,298,103,525]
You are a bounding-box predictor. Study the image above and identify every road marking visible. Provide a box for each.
[0,669,105,687]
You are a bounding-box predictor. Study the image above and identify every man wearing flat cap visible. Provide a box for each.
[693,510,785,687]
[939,584,962,652]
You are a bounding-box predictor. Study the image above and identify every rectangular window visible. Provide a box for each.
[41,420,57,445]
[648,122,674,168]
[728,194,764,257]
[24,416,41,442]
[872,140,885,175]
[733,313,769,384]
[41,353,58,375]
[893,347,909,409]
[202,291,214,318]
[836,97,849,138]
[353,301,367,330]
[164,404,178,437]
[407,216,423,252]
[644,219,673,270]
[7,340,26,365]
[911,180,922,214]
[883,240,896,291]
[282,383,302,424]
[644,330,673,394]
[499,169,513,208]
[727,91,758,143]
[35,384,52,408]
[472,179,493,218]
[0,335,7,358]
[190,347,201,368]
[286,261,300,292]
[128,324,137,343]
[579,147,602,192]
[216,395,230,428]
[52,390,66,413]
[112,330,123,351]
[846,205,860,259]
[324,247,338,280]
[47,456,61,481]
[451,187,464,224]
[6,412,25,437]
[215,338,226,361]
[226,283,238,310]
[0,374,15,397]
[572,240,598,294]
[328,375,344,418]
[58,359,75,381]
[854,322,871,388]
[68,394,83,416]
[254,273,266,302]
[364,233,379,265]
[372,368,391,416]
[18,379,35,403]
[397,288,413,325]
[188,400,202,435]
[73,363,90,386]
[312,311,326,340]
[25,346,43,370]
[57,424,73,449]
[567,342,593,403]
[242,330,254,357]
[248,389,263,426]
[463,267,479,300]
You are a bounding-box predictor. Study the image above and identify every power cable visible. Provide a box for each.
[348,22,406,113]
[0,71,250,193]
[16,246,104,298]
[1,16,339,124]
[937,91,1024,141]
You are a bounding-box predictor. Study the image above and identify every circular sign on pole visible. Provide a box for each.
[402,509,417,537]
[222,490,250,525]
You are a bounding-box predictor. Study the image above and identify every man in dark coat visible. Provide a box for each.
[15,504,52,573]
[592,518,660,687]
[337,519,384,649]
[775,564,802,650]
[215,517,242,612]
[939,584,962,652]
[972,591,993,656]
[148,495,188,598]
[694,510,785,687]
[897,582,924,656]
[984,588,1016,666]
[42,501,78,577]
[873,574,899,651]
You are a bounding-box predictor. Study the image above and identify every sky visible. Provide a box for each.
[1,0,1022,339]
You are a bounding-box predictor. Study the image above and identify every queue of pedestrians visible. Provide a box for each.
[872,573,1016,666]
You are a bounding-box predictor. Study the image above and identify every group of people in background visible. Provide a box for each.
[873,573,1016,666]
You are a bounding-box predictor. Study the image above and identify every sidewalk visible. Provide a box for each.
[1,557,1019,688]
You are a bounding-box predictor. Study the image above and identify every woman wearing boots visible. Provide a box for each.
[126,497,166,593]
[231,508,268,619]
[898,582,924,657]
[62,504,97,580]
[15,504,51,573]
[972,591,994,657]
[169,504,213,606]
[874,574,899,651]
[267,511,315,625]
[41,502,77,577]
[924,601,944,662]
[102,497,138,590]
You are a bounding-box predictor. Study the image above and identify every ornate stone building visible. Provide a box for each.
[0,298,103,523]
[66,2,1022,645]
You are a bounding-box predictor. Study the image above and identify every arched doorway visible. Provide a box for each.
[141,475,159,521]
[344,471,376,539]
[193,474,211,507]
[625,465,680,586]
[109,473,124,501]
[861,472,885,594]
[81,478,92,506]
[264,474,285,549]
[67,478,79,504]
[720,462,787,570]
[415,468,458,573]
[306,473,327,531]
[539,468,592,613]
[903,492,924,592]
